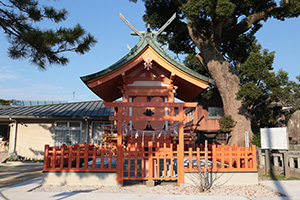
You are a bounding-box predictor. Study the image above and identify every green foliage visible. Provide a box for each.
[132,0,300,66]
[6,154,43,162]
[237,41,275,109]
[218,115,236,132]
[183,53,209,76]
[251,133,261,147]
[215,0,236,19]
[0,99,13,106]
[0,0,97,69]
[132,0,300,141]
[259,173,300,180]
[237,41,300,135]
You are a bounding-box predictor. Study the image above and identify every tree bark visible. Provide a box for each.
[199,45,253,146]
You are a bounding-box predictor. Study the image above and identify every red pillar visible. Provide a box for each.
[116,106,124,186]
[177,106,184,185]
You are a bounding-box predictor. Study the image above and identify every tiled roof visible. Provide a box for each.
[81,31,214,84]
[0,101,113,119]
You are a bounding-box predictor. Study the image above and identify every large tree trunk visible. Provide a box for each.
[200,45,253,146]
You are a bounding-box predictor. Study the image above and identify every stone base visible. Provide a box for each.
[185,172,258,186]
[146,180,155,187]
[43,172,117,186]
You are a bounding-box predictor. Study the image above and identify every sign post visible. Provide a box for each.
[260,127,289,176]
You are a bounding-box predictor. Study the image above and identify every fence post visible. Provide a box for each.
[283,150,290,178]
[204,140,208,189]
[265,149,270,174]
[212,144,217,171]
[76,144,80,169]
[149,141,153,180]
[234,144,241,171]
[60,145,65,169]
[43,145,49,171]
[163,142,167,178]
[68,146,72,170]
[252,145,257,170]
[189,146,192,171]
[51,147,56,169]
[289,157,295,168]
[170,143,173,178]
[229,145,232,169]
[84,144,88,169]
[93,146,96,169]
[221,144,225,169]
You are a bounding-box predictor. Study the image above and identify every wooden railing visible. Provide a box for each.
[123,141,178,181]
[43,143,117,172]
[184,144,257,172]
[43,143,257,174]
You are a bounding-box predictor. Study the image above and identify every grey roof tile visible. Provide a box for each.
[0,101,113,119]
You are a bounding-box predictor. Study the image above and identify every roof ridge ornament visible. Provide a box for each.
[120,13,142,37]
[119,13,176,38]
[155,13,176,37]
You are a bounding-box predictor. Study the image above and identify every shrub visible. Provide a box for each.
[218,115,236,132]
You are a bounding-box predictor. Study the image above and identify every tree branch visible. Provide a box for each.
[0,1,13,8]
[186,17,202,48]
[249,97,271,114]
[221,6,279,42]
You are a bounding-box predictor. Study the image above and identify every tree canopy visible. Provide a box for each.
[237,42,300,134]
[131,0,300,145]
[132,0,299,66]
[0,0,97,70]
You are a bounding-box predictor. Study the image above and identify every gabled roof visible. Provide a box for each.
[0,101,113,120]
[81,32,212,84]
[81,31,214,102]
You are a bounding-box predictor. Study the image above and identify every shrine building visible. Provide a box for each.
[42,21,258,187]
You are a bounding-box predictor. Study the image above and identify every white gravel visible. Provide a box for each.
[33,183,284,199]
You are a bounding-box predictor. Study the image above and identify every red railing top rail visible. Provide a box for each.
[43,143,257,173]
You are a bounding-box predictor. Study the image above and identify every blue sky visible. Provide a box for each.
[0,1,299,102]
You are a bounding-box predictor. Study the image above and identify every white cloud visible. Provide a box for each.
[0,66,18,81]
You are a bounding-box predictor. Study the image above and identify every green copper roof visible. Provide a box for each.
[81,31,213,84]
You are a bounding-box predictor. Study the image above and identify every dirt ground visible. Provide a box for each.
[0,165,43,189]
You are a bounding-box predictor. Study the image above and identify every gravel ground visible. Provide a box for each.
[33,183,284,199]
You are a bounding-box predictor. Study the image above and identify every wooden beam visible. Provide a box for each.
[121,72,126,83]
[126,77,171,84]
[104,102,198,108]
[109,115,180,121]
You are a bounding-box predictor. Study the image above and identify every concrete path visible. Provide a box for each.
[260,180,300,200]
[0,163,43,189]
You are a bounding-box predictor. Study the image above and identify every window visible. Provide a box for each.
[91,122,110,145]
[54,121,81,146]
[208,107,224,119]
[215,133,228,143]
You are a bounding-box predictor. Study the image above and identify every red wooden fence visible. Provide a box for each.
[43,143,117,172]
[43,143,257,177]
[183,144,257,172]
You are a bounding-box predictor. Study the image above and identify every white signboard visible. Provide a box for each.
[260,127,289,150]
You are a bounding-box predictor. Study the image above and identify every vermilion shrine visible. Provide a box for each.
[43,15,258,187]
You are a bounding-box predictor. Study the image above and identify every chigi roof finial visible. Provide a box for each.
[120,13,176,38]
